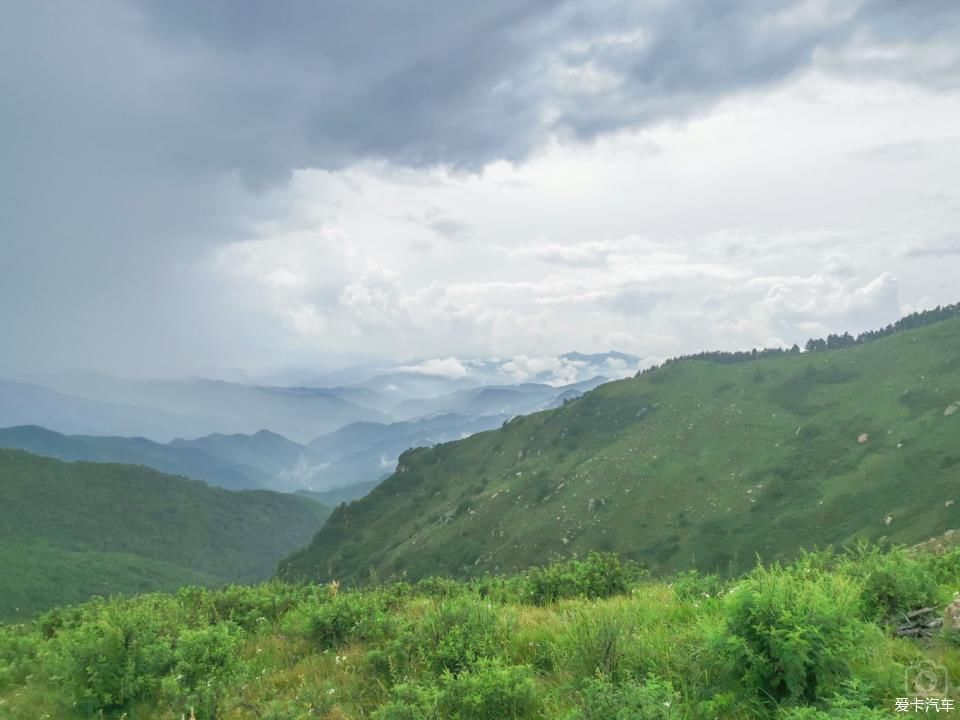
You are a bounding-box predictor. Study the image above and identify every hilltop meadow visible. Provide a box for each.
[3,546,960,718]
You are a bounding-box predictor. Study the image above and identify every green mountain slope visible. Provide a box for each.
[0,449,330,619]
[280,313,960,584]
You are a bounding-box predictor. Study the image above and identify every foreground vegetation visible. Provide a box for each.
[282,312,960,585]
[0,449,330,620]
[3,545,960,718]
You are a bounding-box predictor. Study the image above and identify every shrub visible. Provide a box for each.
[838,545,939,622]
[191,581,320,630]
[521,553,640,605]
[161,621,242,718]
[47,612,176,713]
[567,674,679,720]
[922,547,960,587]
[306,593,393,649]
[415,576,467,600]
[436,660,540,720]
[417,598,507,674]
[671,569,728,601]
[372,682,440,720]
[0,626,39,690]
[721,564,875,705]
[560,610,629,681]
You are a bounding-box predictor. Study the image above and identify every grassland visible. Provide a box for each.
[3,546,960,718]
[0,449,330,620]
[281,314,960,585]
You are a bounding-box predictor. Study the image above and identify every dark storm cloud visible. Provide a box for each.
[1,0,958,374]
[114,0,960,174]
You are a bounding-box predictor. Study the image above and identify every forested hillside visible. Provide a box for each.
[281,312,960,584]
[0,450,330,619]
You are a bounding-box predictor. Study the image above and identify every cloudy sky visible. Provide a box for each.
[2,0,959,379]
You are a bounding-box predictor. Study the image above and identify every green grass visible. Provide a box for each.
[2,547,960,719]
[0,449,330,620]
[280,314,960,585]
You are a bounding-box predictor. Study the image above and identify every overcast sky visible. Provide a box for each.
[2,1,959,379]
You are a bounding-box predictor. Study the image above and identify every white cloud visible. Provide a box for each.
[397,357,469,379]
[177,69,959,375]
[501,355,581,386]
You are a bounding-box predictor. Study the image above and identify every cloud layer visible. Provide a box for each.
[1,1,959,377]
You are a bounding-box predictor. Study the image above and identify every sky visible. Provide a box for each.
[2,0,959,380]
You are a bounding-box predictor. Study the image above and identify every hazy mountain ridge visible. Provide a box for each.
[0,425,269,490]
[0,356,629,497]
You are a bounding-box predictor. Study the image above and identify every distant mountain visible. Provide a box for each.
[303,413,510,492]
[295,482,382,506]
[169,429,307,478]
[280,312,960,586]
[356,371,481,398]
[389,377,609,420]
[0,425,275,490]
[0,380,207,440]
[0,449,330,619]
[30,373,390,442]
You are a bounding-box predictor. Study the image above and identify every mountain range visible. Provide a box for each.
[0,359,628,498]
[279,309,960,584]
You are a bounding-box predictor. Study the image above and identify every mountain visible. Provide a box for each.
[295,482,382,506]
[279,311,960,585]
[0,379,207,440]
[0,449,331,619]
[26,374,390,442]
[389,377,609,420]
[302,413,511,495]
[0,425,268,490]
[169,429,307,478]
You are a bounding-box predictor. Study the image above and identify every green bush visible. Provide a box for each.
[184,581,321,630]
[722,564,875,705]
[306,593,393,649]
[160,621,242,718]
[922,547,960,586]
[521,553,639,605]
[838,546,939,622]
[560,609,630,681]
[567,674,679,720]
[418,598,508,674]
[372,682,440,720]
[47,610,176,713]
[671,569,728,601]
[0,626,39,690]
[436,660,540,720]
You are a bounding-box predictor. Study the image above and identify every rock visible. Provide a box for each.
[947,500,955,508]
[858,433,870,444]
[945,403,959,417]
[885,515,893,526]
[898,606,942,637]
[943,595,960,632]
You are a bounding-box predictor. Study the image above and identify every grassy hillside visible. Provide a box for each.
[281,313,960,585]
[0,449,330,619]
[4,546,960,718]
